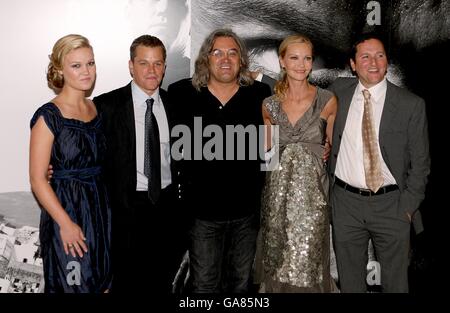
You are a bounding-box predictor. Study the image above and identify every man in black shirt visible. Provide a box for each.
[168,29,271,293]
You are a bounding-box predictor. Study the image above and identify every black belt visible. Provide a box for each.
[334,177,398,196]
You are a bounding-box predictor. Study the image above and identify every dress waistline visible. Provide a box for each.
[52,166,101,180]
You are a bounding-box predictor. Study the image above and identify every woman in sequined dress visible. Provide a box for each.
[254,35,337,292]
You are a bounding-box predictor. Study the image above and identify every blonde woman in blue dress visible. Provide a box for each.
[30,34,112,292]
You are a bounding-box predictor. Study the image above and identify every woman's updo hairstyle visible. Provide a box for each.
[47,34,91,90]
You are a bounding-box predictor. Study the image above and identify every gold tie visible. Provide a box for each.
[362,89,383,192]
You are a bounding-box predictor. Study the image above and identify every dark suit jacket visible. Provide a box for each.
[261,74,276,94]
[328,77,430,232]
[93,82,180,215]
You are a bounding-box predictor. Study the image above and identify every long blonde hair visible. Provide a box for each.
[274,35,314,100]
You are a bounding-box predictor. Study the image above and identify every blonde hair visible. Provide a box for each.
[274,35,314,100]
[47,34,92,90]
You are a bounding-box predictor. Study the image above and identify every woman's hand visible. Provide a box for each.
[60,221,88,258]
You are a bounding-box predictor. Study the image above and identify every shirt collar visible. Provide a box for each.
[131,80,160,107]
[356,77,387,101]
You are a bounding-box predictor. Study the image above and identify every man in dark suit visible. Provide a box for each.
[93,35,186,293]
[328,33,430,293]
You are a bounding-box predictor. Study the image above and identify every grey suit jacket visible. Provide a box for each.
[328,77,430,233]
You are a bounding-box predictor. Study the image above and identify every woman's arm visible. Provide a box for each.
[29,117,88,257]
[321,95,337,143]
[262,103,274,151]
[320,95,337,162]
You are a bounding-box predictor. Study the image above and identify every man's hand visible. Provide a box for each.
[406,212,412,223]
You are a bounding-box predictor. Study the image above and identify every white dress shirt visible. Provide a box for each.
[335,78,396,188]
[131,81,171,191]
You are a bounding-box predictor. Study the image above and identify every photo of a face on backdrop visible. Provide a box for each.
[191,0,448,292]
[0,0,448,294]
[0,0,189,293]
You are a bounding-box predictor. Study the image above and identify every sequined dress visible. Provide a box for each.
[255,88,334,292]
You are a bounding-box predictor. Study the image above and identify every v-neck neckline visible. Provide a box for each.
[280,88,318,129]
[206,85,240,107]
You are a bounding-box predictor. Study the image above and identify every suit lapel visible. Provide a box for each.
[160,88,177,176]
[160,88,170,127]
[379,81,398,141]
[336,82,357,136]
[119,83,136,165]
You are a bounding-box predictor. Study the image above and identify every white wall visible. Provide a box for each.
[0,0,189,193]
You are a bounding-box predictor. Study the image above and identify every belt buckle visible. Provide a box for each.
[375,186,387,195]
[359,188,371,196]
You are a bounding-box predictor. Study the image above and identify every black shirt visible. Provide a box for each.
[168,78,271,220]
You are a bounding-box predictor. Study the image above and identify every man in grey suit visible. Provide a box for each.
[328,33,430,293]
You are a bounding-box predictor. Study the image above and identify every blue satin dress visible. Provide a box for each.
[30,103,112,293]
